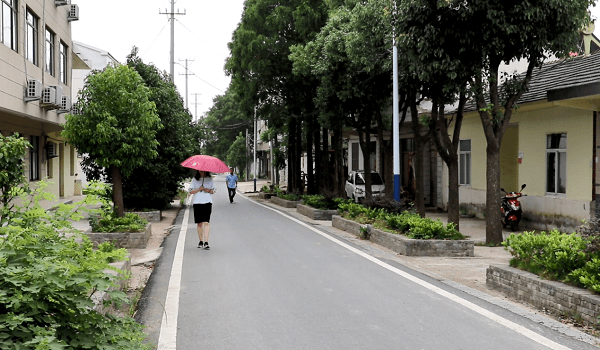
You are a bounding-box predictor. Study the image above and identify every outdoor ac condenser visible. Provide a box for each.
[55,0,68,5]
[24,79,42,101]
[49,85,63,108]
[67,4,79,21]
[42,87,57,106]
[46,142,59,159]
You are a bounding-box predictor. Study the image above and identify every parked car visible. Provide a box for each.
[345,171,385,203]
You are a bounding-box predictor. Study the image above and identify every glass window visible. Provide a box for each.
[45,28,55,76]
[546,133,567,194]
[1,0,17,51]
[459,139,471,185]
[26,9,38,65]
[30,136,39,181]
[60,41,68,84]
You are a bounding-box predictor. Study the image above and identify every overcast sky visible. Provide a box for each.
[71,1,600,122]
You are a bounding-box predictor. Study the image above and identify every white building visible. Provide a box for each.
[0,1,81,198]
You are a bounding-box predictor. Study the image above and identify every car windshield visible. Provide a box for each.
[356,173,383,185]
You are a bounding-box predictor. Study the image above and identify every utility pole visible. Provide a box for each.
[159,2,185,82]
[191,93,201,123]
[178,58,195,109]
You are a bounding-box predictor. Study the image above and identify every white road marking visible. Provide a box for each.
[247,196,572,350]
[157,197,190,350]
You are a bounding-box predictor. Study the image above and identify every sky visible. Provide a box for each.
[71,1,600,122]
[71,0,246,122]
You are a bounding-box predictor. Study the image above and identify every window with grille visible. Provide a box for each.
[26,9,38,65]
[546,133,567,194]
[30,136,40,181]
[45,28,55,76]
[459,139,471,185]
[1,0,17,51]
[60,41,68,84]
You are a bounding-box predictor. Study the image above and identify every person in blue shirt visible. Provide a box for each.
[225,168,238,203]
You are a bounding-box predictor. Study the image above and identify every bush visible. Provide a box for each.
[302,194,347,210]
[85,182,148,233]
[0,181,150,349]
[338,201,464,240]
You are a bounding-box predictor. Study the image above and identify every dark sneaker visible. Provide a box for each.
[198,241,204,248]
[204,242,210,250]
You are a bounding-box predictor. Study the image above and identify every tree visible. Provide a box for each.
[464,0,593,243]
[0,134,30,225]
[63,64,161,217]
[227,132,248,178]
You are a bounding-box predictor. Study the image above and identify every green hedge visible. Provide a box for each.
[337,202,464,240]
[301,195,346,210]
[504,230,600,293]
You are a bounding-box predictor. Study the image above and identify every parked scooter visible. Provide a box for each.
[501,184,527,231]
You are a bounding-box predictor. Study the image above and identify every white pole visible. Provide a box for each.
[169,0,174,82]
[254,107,257,191]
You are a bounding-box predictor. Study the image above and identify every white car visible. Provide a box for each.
[345,171,385,203]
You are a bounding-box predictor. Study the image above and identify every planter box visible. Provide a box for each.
[85,223,152,249]
[271,196,302,208]
[332,215,474,257]
[92,256,131,314]
[369,227,474,257]
[297,203,339,220]
[332,215,365,236]
[259,192,276,200]
[487,264,600,325]
[127,210,161,222]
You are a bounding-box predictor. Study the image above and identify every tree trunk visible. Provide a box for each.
[447,160,460,231]
[110,165,125,217]
[322,127,330,192]
[295,119,303,194]
[307,115,315,194]
[409,100,430,217]
[486,143,503,244]
[314,126,321,193]
[288,117,297,192]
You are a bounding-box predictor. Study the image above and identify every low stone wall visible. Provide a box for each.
[297,204,339,220]
[332,215,365,236]
[92,257,131,314]
[332,215,474,257]
[259,193,276,200]
[127,210,161,222]
[370,227,474,257]
[271,196,301,208]
[85,223,152,249]
[487,264,600,324]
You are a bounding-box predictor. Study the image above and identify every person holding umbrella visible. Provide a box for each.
[181,155,231,250]
[226,168,238,203]
[189,170,216,249]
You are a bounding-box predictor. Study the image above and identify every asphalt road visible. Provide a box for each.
[136,175,596,350]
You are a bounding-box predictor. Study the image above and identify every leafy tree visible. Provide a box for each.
[227,132,248,178]
[63,64,161,217]
[121,50,199,210]
[0,133,30,225]
[464,0,592,243]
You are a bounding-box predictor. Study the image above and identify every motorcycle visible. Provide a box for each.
[501,184,527,231]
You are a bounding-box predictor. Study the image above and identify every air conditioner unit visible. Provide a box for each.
[55,0,68,5]
[24,79,42,102]
[58,96,71,113]
[50,85,63,107]
[46,142,59,159]
[42,87,57,106]
[67,4,79,21]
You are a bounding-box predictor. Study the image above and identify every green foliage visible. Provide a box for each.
[0,133,30,225]
[338,201,463,240]
[301,195,346,210]
[84,182,148,233]
[226,132,248,175]
[0,181,149,349]
[568,257,600,293]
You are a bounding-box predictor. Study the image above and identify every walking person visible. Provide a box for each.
[226,168,238,203]
[189,170,216,249]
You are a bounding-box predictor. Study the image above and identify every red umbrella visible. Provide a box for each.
[181,155,231,173]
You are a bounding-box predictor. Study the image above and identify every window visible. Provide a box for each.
[59,41,68,84]
[47,157,53,179]
[26,9,38,65]
[45,28,55,76]
[30,136,39,181]
[459,140,471,185]
[546,133,567,194]
[1,0,17,51]
[69,146,74,176]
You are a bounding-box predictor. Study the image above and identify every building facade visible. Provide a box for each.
[0,0,81,198]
